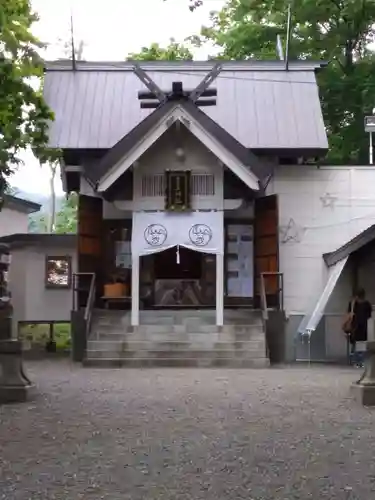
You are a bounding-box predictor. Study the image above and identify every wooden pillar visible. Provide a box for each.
[216,253,224,326]
[131,254,139,326]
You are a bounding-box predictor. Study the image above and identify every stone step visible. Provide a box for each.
[93,319,263,328]
[86,351,266,361]
[92,309,263,327]
[89,330,265,343]
[89,331,265,344]
[87,339,266,352]
[87,308,268,369]
[83,357,270,368]
[90,323,264,334]
[92,327,265,337]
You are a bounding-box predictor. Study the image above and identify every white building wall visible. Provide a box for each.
[0,208,29,236]
[133,128,223,211]
[268,165,375,315]
[24,245,77,322]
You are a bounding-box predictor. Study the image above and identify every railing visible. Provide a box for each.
[72,272,95,311]
[72,271,96,343]
[259,272,284,322]
[84,273,96,339]
[260,273,269,321]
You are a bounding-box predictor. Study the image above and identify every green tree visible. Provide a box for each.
[57,38,86,61]
[193,0,375,164]
[28,212,48,233]
[54,193,78,234]
[29,193,78,233]
[0,0,55,194]
[127,38,193,61]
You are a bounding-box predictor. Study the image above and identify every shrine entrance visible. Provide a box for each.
[154,247,202,280]
[153,247,204,307]
[140,247,216,308]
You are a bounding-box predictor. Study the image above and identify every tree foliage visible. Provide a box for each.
[0,0,55,193]
[193,0,375,164]
[29,193,78,233]
[54,193,77,234]
[127,38,193,61]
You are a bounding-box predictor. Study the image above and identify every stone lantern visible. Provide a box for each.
[351,342,375,406]
[0,243,34,403]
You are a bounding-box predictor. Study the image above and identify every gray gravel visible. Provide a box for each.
[1,361,375,499]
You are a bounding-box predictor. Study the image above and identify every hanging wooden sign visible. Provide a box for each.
[164,170,191,211]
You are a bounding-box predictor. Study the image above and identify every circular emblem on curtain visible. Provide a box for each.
[189,224,212,247]
[144,224,167,246]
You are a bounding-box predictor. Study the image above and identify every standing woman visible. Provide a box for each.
[348,288,372,367]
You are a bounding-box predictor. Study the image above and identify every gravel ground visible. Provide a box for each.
[1,361,375,500]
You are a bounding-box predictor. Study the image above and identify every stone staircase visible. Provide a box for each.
[84,309,269,368]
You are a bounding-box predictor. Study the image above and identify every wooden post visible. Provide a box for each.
[216,253,224,326]
[131,254,140,326]
[49,322,54,342]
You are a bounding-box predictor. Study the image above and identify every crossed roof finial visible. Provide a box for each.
[133,63,221,109]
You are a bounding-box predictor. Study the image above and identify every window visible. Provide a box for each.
[45,256,72,289]
[141,174,215,197]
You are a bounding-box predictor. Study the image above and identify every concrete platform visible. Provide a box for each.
[0,384,36,404]
[351,381,375,406]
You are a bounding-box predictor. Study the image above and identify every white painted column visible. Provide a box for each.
[131,254,140,326]
[216,253,224,326]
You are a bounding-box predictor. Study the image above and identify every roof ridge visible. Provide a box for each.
[45,60,327,73]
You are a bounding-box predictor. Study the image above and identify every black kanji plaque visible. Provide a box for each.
[165,170,191,211]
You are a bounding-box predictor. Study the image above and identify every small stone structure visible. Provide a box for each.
[0,243,34,404]
[0,339,34,403]
[351,341,375,406]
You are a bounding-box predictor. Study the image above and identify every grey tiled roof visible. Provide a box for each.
[0,233,76,249]
[4,195,41,214]
[44,60,328,153]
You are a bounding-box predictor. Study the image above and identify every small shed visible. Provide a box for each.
[295,225,375,363]
[0,195,41,236]
[0,233,77,336]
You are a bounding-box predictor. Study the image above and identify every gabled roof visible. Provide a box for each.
[323,224,375,267]
[3,195,41,214]
[44,60,329,154]
[88,100,176,184]
[0,233,76,249]
[93,99,270,193]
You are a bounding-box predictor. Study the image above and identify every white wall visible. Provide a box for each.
[0,208,29,236]
[267,165,375,315]
[133,127,223,211]
[8,245,77,326]
[25,246,77,322]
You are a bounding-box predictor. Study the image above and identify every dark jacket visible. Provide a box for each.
[347,299,372,343]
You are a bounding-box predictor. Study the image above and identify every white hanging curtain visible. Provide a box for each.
[132,211,224,257]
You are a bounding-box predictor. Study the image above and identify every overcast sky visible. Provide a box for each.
[11,0,224,195]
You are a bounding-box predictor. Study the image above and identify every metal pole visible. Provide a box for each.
[70,10,76,71]
[285,2,293,71]
[306,329,312,367]
[370,132,374,165]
